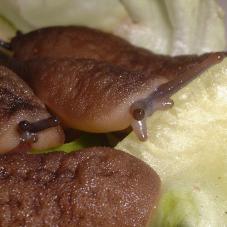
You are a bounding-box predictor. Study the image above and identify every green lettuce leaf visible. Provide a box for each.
[32,133,108,154]
[152,191,199,227]
[117,58,227,226]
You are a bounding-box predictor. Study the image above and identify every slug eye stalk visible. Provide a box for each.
[18,116,60,143]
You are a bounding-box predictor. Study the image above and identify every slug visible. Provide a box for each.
[0,26,225,140]
[0,147,161,226]
[14,52,224,141]
[0,65,64,153]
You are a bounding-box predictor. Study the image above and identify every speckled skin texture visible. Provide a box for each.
[17,51,225,134]
[0,147,160,227]
[8,26,226,136]
[0,66,64,153]
[19,58,166,132]
[0,66,47,119]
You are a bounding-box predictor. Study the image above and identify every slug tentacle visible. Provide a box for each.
[18,117,60,144]
[18,116,60,134]
[131,118,148,141]
[20,131,38,143]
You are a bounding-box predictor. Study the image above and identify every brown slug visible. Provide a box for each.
[0,26,225,140]
[14,52,224,141]
[0,147,161,226]
[0,65,64,153]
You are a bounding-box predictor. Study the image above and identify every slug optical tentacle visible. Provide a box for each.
[18,116,60,143]
[19,116,60,133]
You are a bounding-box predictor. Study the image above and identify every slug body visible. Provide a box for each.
[0,147,161,226]
[17,52,224,140]
[19,58,161,134]
[0,65,64,153]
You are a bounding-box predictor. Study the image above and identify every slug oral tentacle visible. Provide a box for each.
[131,118,148,141]
[20,131,38,143]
